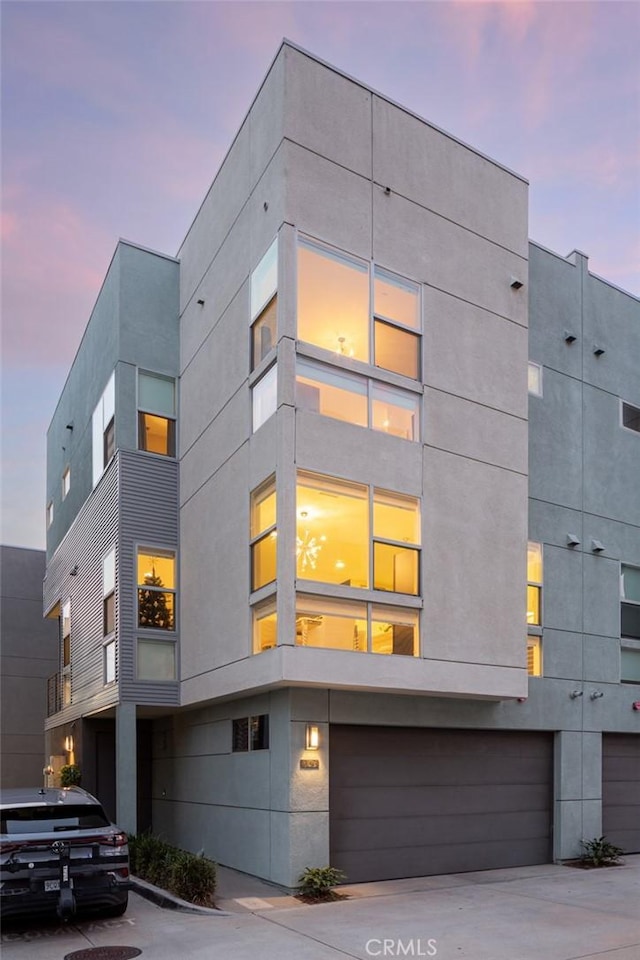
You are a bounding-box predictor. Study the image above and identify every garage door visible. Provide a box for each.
[330,726,553,882]
[602,733,640,853]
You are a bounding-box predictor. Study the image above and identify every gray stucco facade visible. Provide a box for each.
[42,42,639,886]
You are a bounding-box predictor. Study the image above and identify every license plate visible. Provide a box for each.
[44,879,73,892]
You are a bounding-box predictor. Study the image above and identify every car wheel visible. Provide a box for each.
[103,895,128,917]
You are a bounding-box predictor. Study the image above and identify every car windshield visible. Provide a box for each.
[1,805,110,835]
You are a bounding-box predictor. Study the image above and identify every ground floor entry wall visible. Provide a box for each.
[329,725,554,883]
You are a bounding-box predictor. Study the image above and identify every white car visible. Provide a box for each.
[0,786,129,920]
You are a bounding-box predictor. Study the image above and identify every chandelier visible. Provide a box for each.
[296,530,322,571]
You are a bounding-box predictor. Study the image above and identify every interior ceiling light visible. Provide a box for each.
[296,531,322,571]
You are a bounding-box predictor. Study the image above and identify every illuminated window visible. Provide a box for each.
[528,361,543,397]
[527,636,542,676]
[61,600,71,704]
[296,239,421,380]
[297,239,369,362]
[296,472,420,594]
[253,601,277,653]
[103,547,116,637]
[527,541,543,626]
[137,549,176,631]
[138,372,176,457]
[296,359,419,440]
[296,595,419,656]
[62,467,70,500]
[92,372,115,485]
[251,238,278,370]
[251,479,276,590]
[252,364,277,431]
[137,639,176,681]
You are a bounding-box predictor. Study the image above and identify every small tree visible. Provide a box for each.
[138,569,174,630]
[60,764,82,787]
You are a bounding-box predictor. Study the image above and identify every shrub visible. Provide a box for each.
[129,833,216,905]
[60,764,82,787]
[580,836,623,867]
[168,850,217,905]
[298,865,347,901]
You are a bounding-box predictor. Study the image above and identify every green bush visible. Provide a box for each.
[129,833,216,905]
[168,850,217,905]
[298,865,347,901]
[580,836,623,867]
[60,764,82,787]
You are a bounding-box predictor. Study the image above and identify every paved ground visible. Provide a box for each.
[2,857,639,960]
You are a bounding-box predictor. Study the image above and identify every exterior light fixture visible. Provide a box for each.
[591,539,605,553]
[567,534,580,547]
[590,690,604,700]
[64,735,74,753]
[510,277,524,289]
[570,690,583,699]
[593,345,605,356]
[306,725,320,750]
[564,331,577,344]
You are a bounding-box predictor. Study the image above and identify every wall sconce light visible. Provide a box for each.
[306,725,320,750]
[593,345,605,356]
[590,690,604,700]
[564,331,577,344]
[570,690,583,699]
[591,539,605,553]
[510,277,524,289]
[567,534,581,547]
[64,735,74,753]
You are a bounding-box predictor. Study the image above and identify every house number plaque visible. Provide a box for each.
[300,759,320,770]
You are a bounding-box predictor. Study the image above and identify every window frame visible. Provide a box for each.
[136,637,177,682]
[527,635,543,676]
[250,237,278,371]
[250,478,277,592]
[621,563,640,641]
[103,546,116,639]
[295,594,420,657]
[137,370,177,458]
[296,234,422,382]
[61,599,71,704]
[621,399,640,434]
[136,546,177,633]
[232,715,270,752]
[252,362,277,432]
[527,540,543,629]
[92,372,115,486]
[62,467,71,500]
[104,639,116,685]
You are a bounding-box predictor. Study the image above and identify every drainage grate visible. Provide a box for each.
[64,948,142,960]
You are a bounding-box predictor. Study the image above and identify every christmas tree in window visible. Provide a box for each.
[138,566,174,630]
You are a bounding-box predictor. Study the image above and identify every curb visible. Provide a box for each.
[130,875,230,916]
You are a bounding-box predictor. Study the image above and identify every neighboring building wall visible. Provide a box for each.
[1,546,58,787]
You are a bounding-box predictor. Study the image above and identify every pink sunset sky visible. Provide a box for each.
[2,0,639,550]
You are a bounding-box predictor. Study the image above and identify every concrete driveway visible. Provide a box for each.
[2,857,639,960]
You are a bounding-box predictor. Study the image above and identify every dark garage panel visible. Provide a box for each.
[602,733,640,853]
[329,726,553,882]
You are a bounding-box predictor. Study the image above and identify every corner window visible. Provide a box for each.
[296,359,419,440]
[296,595,419,656]
[621,564,640,640]
[103,547,116,637]
[62,468,70,500]
[250,479,276,591]
[138,371,176,457]
[252,364,277,431]
[253,601,277,653]
[527,636,542,676]
[297,237,422,380]
[251,238,278,370]
[137,549,176,631]
[92,372,115,486]
[232,715,269,751]
[527,541,543,626]
[137,639,176,681]
[528,362,543,397]
[622,401,640,433]
[61,600,71,705]
[46,501,54,529]
[621,648,640,684]
[296,472,420,595]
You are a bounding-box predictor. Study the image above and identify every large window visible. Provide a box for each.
[137,639,176,681]
[253,601,277,653]
[92,372,115,486]
[527,541,543,626]
[250,479,276,591]
[296,472,420,595]
[138,371,176,457]
[297,238,421,379]
[137,549,176,631]
[296,359,419,440]
[251,239,278,370]
[621,565,640,641]
[296,595,419,656]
